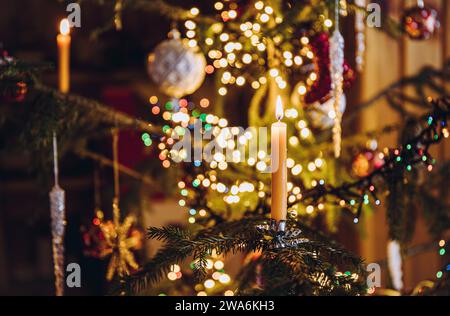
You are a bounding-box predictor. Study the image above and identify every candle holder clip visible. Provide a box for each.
[256,219,308,249]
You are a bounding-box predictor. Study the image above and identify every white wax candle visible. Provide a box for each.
[271,96,287,222]
[57,19,71,93]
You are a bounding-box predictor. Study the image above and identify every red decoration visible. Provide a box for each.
[81,211,108,258]
[81,211,144,259]
[402,5,439,40]
[102,88,146,198]
[0,48,27,103]
[0,47,14,65]
[1,81,28,102]
[304,33,356,105]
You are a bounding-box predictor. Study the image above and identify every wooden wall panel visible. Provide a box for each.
[358,0,448,291]
[359,2,403,287]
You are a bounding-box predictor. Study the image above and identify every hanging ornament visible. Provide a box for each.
[293,32,354,131]
[147,29,206,98]
[352,151,371,177]
[339,0,348,16]
[49,133,66,296]
[0,48,28,102]
[402,0,439,40]
[114,0,123,31]
[1,81,28,102]
[304,93,347,130]
[329,0,345,158]
[387,240,404,292]
[99,214,143,281]
[372,151,385,169]
[81,208,108,258]
[354,0,366,72]
[351,150,385,178]
[303,32,355,105]
[99,129,141,281]
[81,169,109,258]
[82,211,143,261]
[0,45,14,65]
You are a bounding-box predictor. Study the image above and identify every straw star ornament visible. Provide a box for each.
[100,129,140,281]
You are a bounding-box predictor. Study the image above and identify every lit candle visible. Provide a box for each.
[57,19,71,93]
[271,96,287,222]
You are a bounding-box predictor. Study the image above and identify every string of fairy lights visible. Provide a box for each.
[142,97,448,294]
[142,87,398,226]
[140,93,450,231]
[180,1,338,96]
[143,92,344,221]
[436,239,449,281]
[142,93,356,295]
[135,1,448,296]
[142,83,340,295]
[159,251,235,296]
[290,98,449,224]
[139,1,356,233]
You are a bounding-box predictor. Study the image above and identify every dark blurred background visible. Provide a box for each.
[0,0,186,295]
[0,0,259,296]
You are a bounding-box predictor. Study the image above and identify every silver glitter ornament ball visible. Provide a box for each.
[147,29,206,98]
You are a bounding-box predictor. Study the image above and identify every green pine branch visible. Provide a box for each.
[124,216,366,296]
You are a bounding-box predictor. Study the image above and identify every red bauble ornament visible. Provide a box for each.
[1,48,28,103]
[304,33,356,104]
[0,46,14,65]
[0,48,27,103]
[81,212,144,259]
[402,5,439,40]
[2,81,27,102]
[81,212,109,258]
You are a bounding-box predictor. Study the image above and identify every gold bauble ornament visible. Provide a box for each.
[352,152,371,178]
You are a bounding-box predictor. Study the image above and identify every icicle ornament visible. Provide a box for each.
[49,133,66,296]
[387,240,404,292]
[330,0,345,158]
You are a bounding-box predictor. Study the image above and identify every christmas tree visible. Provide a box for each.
[0,0,448,296]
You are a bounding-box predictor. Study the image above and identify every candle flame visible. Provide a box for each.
[59,19,70,35]
[275,96,284,121]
